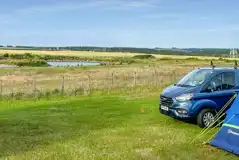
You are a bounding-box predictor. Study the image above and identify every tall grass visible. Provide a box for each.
[0,66,182,100]
[1,59,236,100]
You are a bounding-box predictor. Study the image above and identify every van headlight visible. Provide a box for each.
[175,93,193,102]
[177,109,188,115]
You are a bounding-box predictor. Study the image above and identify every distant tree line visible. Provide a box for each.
[0,45,231,57]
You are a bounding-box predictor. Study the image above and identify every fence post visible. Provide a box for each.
[107,73,110,95]
[32,78,37,98]
[61,76,65,96]
[154,69,157,88]
[11,80,14,98]
[81,80,84,95]
[88,74,91,94]
[0,80,2,98]
[173,70,176,81]
[111,72,114,88]
[134,72,137,86]
[137,72,141,92]
[74,78,78,96]
[154,69,157,76]
[33,78,36,93]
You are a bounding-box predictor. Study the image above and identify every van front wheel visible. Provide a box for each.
[197,108,216,128]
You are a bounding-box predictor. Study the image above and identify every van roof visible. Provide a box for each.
[199,67,237,70]
[198,67,239,72]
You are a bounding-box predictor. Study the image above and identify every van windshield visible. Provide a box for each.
[176,69,213,87]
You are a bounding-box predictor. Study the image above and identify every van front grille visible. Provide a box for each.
[160,96,173,107]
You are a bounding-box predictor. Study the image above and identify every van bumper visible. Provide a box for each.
[159,104,193,119]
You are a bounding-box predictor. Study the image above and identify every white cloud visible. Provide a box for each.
[119,0,156,8]
[0,0,159,22]
[8,0,157,15]
[172,25,239,33]
[141,13,187,19]
[0,0,161,26]
[141,13,213,21]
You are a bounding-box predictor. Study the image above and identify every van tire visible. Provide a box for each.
[197,108,216,128]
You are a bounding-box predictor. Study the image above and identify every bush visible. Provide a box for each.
[5,59,48,67]
[3,53,9,58]
[159,57,173,60]
[132,54,155,59]
[185,57,199,61]
[9,54,25,59]
[224,59,233,63]
[52,89,61,94]
[19,59,48,67]
[23,53,34,59]
[1,53,137,66]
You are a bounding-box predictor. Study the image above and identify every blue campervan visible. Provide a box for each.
[159,64,239,128]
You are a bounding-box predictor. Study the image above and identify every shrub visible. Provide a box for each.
[224,59,233,63]
[185,57,199,61]
[18,59,48,67]
[74,88,84,95]
[3,53,9,58]
[132,54,155,59]
[9,54,25,59]
[159,57,173,60]
[52,88,61,94]
[23,53,34,59]
[5,59,48,67]
[13,92,25,100]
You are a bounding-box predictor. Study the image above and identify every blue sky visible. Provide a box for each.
[0,0,239,48]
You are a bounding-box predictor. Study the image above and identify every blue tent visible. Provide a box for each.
[210,95,239,155]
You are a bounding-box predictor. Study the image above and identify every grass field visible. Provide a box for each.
[0,53,238,159]
[0,91,238,160]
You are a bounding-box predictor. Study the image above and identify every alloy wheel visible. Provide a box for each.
[203,112,215,127]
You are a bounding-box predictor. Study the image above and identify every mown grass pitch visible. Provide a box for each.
[0,93,237,160]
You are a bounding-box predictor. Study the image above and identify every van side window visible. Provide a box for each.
[211,74,222,91]
[222,72,235,90]
[202,72,235,92]
[202,74,222,92]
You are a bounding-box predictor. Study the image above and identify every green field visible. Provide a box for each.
[0,91,237,160]
[0,54,238,159]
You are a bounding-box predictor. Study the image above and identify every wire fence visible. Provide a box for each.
[0,66,191,99]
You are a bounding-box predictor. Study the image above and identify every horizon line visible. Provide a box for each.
[0,45,236,49]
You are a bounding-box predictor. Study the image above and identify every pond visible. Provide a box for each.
[47,61,102,67]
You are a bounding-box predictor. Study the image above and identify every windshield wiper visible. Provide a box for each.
[176,84,194,87]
